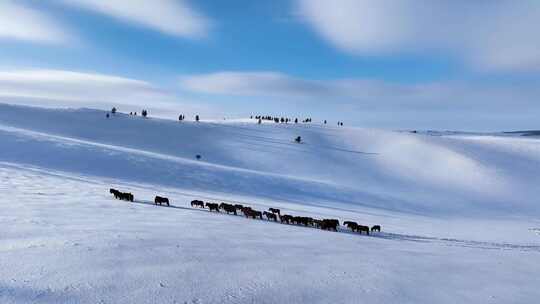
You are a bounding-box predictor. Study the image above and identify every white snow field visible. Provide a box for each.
[1,103,539,303]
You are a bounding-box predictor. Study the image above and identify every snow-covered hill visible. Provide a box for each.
[1,103,539,303]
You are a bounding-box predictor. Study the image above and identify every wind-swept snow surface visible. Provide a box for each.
[1,104,539,303]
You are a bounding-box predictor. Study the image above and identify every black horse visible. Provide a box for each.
[109,188,120,199]
[268,208,281,215]
[371,225,381,233]
[206,203,219,212]
[320,219,339,231]
[116,192,133,202]
[191,200,204,208]
[154,196,170,206]
[357,225,370,235]
[244,209,262,219]
[280,214,293,224]
[263,211,277,221]
[312,219,322,228]
[343,221,359,232]
[293,216,312,226]
[219,203,237,215]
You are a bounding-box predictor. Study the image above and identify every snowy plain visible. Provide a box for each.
[1,103,539,303]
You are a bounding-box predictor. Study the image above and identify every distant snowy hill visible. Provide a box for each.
[1,103,539,216]
[1,103,539,304]
[504,130,540,137]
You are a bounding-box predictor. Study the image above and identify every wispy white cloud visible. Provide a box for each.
[179,70,540,112]
[296,0,540,72]
[0,69,188,116]
[0,69,221,118]
[181,71,419,102]
[0,69,165,104]
[0,1,69,44]
[180,71,338,98]
[62,0,210,38]
[179,70,540,130]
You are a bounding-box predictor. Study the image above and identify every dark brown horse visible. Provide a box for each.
[371,225,381,233]
[244,209,262,219]
[241,206,253,214]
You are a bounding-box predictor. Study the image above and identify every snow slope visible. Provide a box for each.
[1,103,539,303]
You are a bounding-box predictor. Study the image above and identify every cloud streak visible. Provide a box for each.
[179,70,540,114]
[0,69,183,112]
[0,1,69,44]
[297,0,540,72]
[181,71,428,104]
[181,71,337,98]
[0,69,223,119]
[62,0,210,38]
[180,70,540,130]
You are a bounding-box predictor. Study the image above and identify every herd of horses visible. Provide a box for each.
[109,189,381,235]
[109,188,133,202]
[110,188,171,206]
[190,200,381,234]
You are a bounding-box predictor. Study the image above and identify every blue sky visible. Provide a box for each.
[0,0,539,131]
